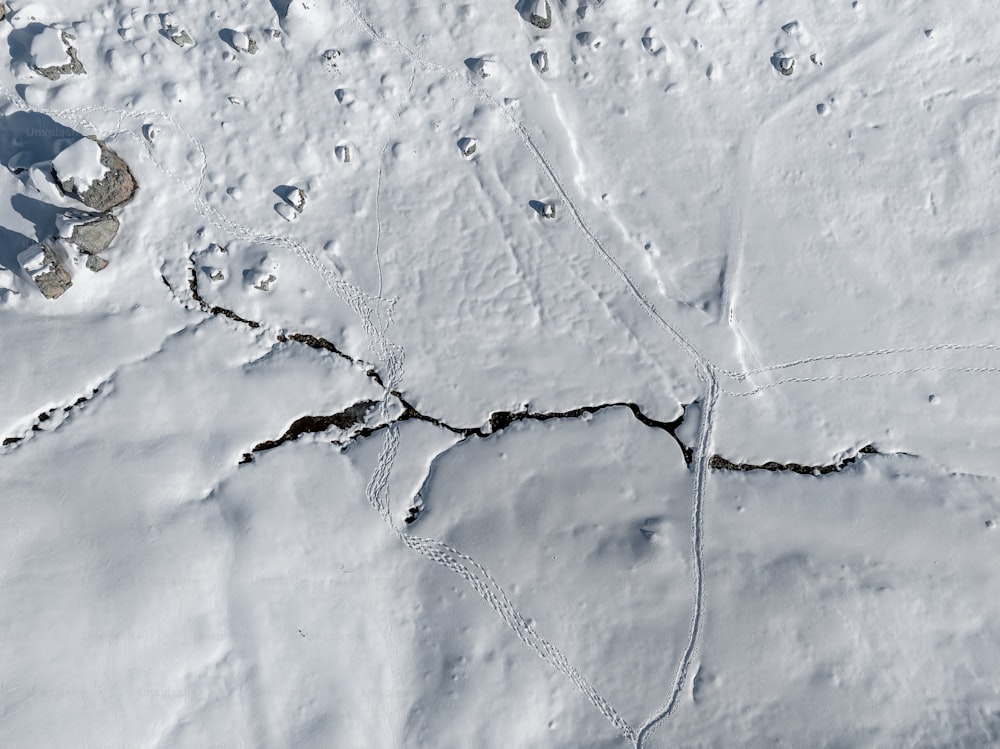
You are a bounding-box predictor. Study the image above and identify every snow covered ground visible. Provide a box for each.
[2,0,999,747]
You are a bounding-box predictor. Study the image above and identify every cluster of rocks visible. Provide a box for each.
[15,136,137,300]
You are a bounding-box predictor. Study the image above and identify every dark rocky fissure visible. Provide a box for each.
[709,444,879,475]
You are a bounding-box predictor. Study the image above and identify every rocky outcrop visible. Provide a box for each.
[59,211,119,255]
[528,0,553,29]
[18,242,72,299]
[52,137,137,212]
[31,30,86,80]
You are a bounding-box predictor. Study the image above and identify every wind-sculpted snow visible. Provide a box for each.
[4,1,1000,747]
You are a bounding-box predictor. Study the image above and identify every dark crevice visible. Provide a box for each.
[183,257,693,467]
[709,444,879,475]
[3,386,103,452]
[187,254,260,328]
[240,400,380,463]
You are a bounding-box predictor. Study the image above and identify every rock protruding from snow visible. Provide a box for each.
[528,0,553,30]
[470,57,498,79]
[31,29,86,80]
[168,28,193,47]
[85,255,109,273]
[229,30,258,55]
[18,242,72,299]
[244,268,277,291]
[58,211,120,256]
[576,31,603,50]
[275,185,306,221]
[52,137,137,212]
[772,52,795,76]
[321,49,341,73]
[51,138,108,194]
[458,137,477,158]
[287,187,306,212]
[532,49,549,74]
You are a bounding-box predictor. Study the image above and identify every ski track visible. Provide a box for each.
[5,4,1000,744]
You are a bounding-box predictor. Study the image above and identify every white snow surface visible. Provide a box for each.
[51,136,107,192]
[2,0,1000,747]
[27,25,70,69]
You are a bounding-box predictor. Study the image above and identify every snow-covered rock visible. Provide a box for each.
[30,29,85,80]
[52,137,137,212]
[458,137,477,158]
[18,242,72,299]
[528,0,552,30]
[57,211,120,256]
[51,139,107,195]
[470,57,499,79]
[531,49,549,74]
[228,30,258,55]
[286,187,306,212]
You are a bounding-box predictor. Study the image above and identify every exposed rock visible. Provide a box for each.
[244,268,277,291]
[230,30,258,54]
[18,242,72,299]
[58,211,120,255]
[529,0,552,29]
[709,445,879,475]
[168,28,193,47]
[85,254,108,273]
[321,48,341,73]
[53,137,137,212]
[458,137,477,158]
[470,57,498,79]
[531,49,549,74]
[777,55,795,75]
[287,186,306,212]
[32,31,86,80]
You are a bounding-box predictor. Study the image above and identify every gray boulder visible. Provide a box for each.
[85,255,109,273]
[59,211,120,255]
[529,0,553,29]
[18,242,72,299]
[53,137,137,212]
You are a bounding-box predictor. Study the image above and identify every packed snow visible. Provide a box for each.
[2,0,1000,747]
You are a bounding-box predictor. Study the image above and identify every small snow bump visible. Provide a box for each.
[275,202,297,221]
